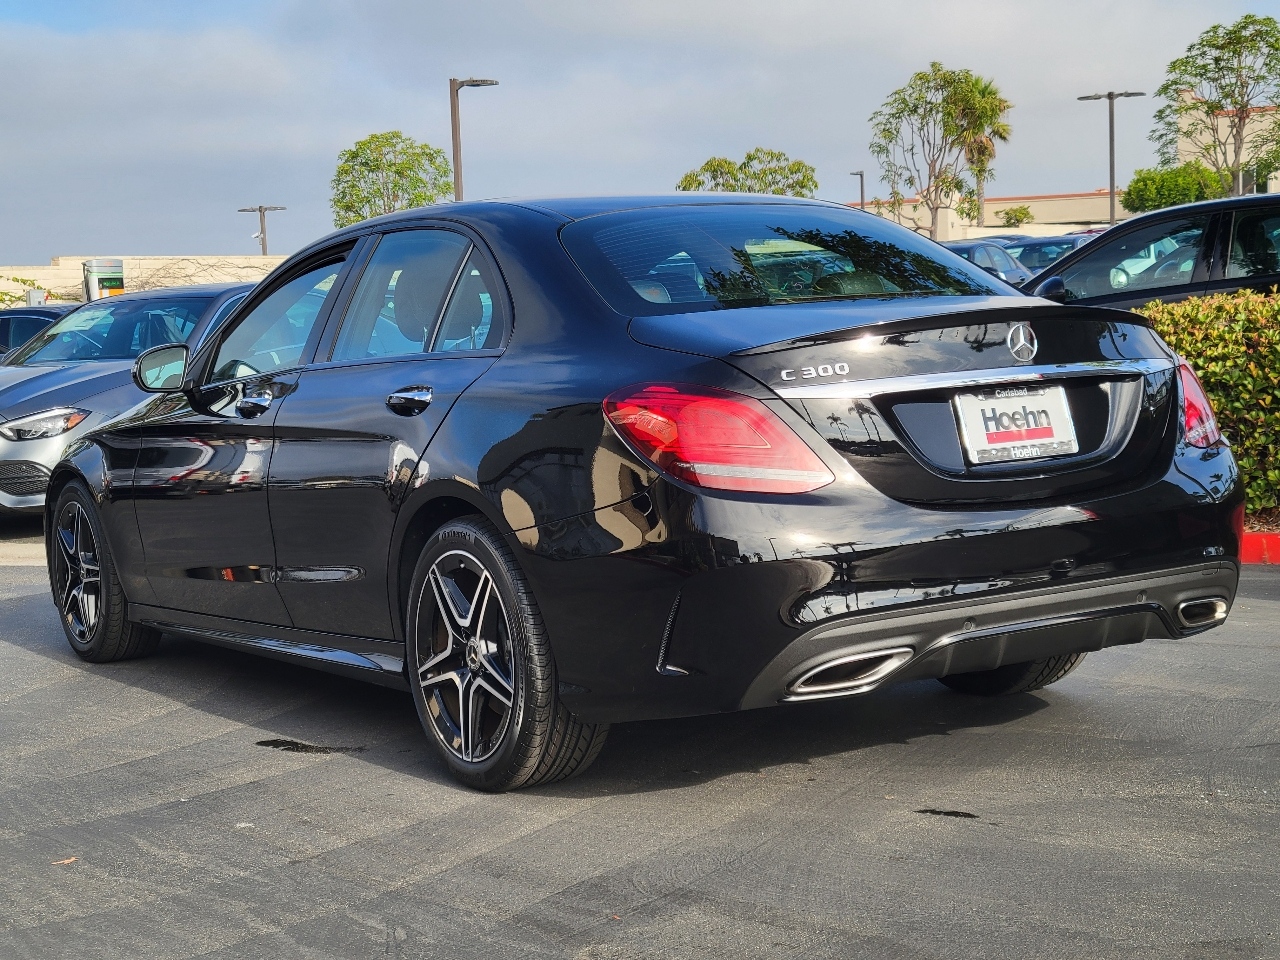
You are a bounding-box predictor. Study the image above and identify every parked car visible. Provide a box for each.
[940,240,1034,285]
[976,233,1033,244]
[1023,194,1280,309]
[47,196,1240,791]
[1000,235,1092,273]
[0,303,78,356]
[0,283,252,513]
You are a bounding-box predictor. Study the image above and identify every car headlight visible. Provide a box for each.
[0,408,91,441]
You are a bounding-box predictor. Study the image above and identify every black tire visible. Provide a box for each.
[938,652,1086,696]
[405,516,608,791]
[49,480,160,663]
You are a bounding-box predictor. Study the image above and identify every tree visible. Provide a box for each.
[330,131,452,228]
[677,148,817,196]
[997,205,1034,228]
[870,62,988,240]
[956,75,1012,227]
[1121,161,1229,212]
[1151,14,1280,196]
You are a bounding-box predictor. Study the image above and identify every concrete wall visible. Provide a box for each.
[0,255,286,303]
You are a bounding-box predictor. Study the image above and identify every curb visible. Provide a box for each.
[1242,532,1280,564]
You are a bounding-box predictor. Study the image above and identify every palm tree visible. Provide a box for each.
[958,77,1012,227]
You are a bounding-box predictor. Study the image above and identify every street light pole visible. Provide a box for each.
[850,171,866,210]
[237,205,286,255]
[1077,91,1145,226]
[449,77,498,202]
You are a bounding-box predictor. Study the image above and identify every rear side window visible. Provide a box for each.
[560,205,1004,317]
[431,250,506,352]
[331,230,471,362]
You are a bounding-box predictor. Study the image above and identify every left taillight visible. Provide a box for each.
[603,383,835,495]
[1178,361,1222,448]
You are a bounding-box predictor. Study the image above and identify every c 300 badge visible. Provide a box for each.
[1006,322,1038,363]
[779,361,850,381]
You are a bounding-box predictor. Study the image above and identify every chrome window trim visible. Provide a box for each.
[773,358,1175,400]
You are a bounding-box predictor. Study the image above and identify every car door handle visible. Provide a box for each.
[235,389,274,419]
[386,386,433,416]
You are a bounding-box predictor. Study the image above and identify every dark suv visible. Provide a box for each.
[1025,193,1280,308]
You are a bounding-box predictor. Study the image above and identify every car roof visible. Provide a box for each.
[0,303,79,318]
[88,282,255,303]
[332,193,848,233]
[1121,191,1280,223]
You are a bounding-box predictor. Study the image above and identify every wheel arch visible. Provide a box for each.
[388,480,513,643]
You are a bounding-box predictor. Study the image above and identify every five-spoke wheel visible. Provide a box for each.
[417,550,516,763]
[49,481,159,662]
[52,500,100,642]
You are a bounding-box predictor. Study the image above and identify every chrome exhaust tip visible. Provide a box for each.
[784,646,914,701]
[1177,597,1228,629]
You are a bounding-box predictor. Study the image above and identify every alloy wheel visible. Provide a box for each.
[415,549,516,763]
[54,501,101,642]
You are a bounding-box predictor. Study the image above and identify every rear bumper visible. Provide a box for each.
[739,560,1237,709]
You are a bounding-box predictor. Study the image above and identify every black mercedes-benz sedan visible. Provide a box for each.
[45,196,1242,791]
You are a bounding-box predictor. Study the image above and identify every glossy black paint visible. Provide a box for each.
[47,196,1243,724]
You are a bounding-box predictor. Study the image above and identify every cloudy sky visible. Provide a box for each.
[0,0,1273,263]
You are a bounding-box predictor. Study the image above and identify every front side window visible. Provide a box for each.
[331,230,470,362]
[988,246,1018,274]
[970,246,994,269]
[211,261,342,382]
[1225,208,1280,278]
[560,204,1005,317]
[9,299,211,365]
[1059,216,1209,301]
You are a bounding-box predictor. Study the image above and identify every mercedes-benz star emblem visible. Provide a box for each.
[1006,322,1038,363]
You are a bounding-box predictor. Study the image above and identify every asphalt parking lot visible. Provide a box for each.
[1,515,1277,960]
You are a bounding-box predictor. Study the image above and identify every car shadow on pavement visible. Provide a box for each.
[4,581,1050,795]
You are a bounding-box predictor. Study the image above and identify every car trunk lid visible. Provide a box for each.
[630,299,1178,505]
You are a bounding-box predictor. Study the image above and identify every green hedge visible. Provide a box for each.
[1137,289,1280,513]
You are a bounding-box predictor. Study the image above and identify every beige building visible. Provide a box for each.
[868,189,1129,241]
[0,254,286,305]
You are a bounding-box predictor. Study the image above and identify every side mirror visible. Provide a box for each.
[1030,275,1068,303]
[133,343,189,392]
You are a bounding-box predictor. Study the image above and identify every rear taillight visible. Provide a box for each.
[1177,361,1221,448]
[603,383,835,494]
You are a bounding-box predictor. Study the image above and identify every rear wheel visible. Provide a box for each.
[938,652,1086,696]
[50,481,160,663]
[405,516,608,791]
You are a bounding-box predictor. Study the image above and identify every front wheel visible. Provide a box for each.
[49,481,160,663]
[938,652,1086,696]
[405,517,608,791]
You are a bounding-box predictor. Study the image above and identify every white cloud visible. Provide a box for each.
[0,0,1274,262]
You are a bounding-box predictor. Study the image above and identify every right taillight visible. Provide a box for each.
[603,383,835,494]
[1177,361,1222,448]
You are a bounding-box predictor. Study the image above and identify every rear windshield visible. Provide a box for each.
[560,204,1007,316]
[8,297,212,365]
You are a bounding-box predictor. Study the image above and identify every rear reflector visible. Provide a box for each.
[603,383,835,494]
[1177,361,1221,448]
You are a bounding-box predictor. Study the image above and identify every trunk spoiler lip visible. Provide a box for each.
[627,296,1150,359]
[772,357,1177,401]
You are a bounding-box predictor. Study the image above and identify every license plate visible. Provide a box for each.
[952,384,1079,465]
